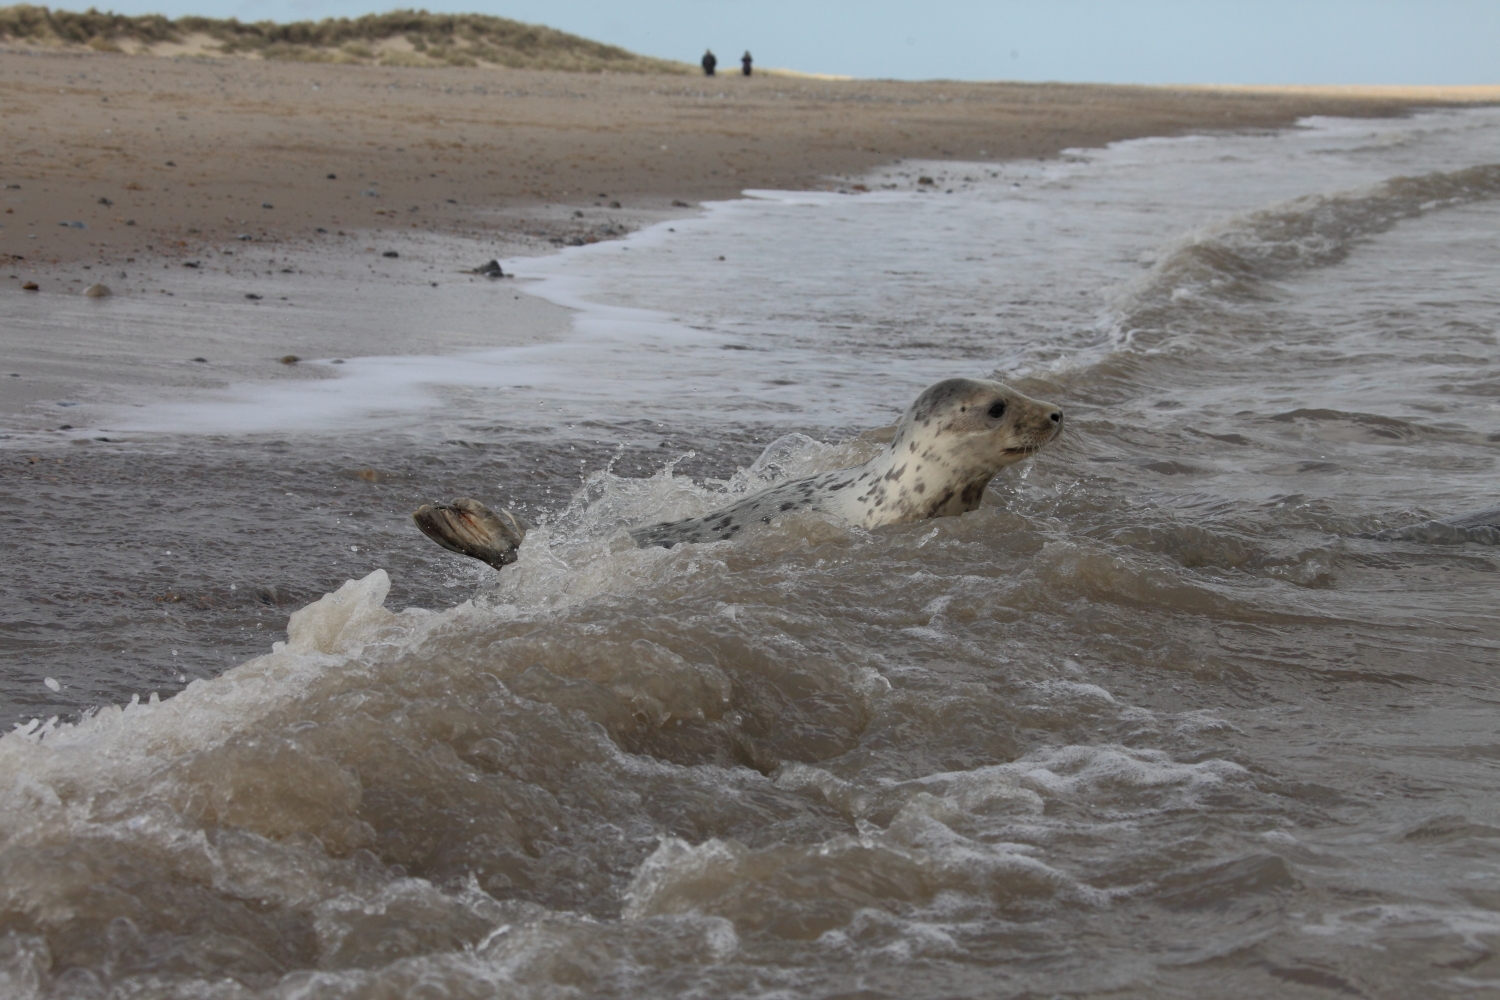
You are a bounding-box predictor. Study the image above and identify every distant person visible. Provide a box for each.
[741,51,753,76]
[702,49,717,76]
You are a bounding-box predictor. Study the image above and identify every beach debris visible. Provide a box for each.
[326,173,337,179]
[672,199,690,207]
[261,202,274,209]
[280,355,300,365]
[918,176,935,185]
[165,160,176,166]
[610,200,621,208]
[22,281,38,291]
[472,259,505,277]
[98,196,113,206]
[192,357,207,363]
[316,227,328,233]
[237,233,252,240]
[126,219,137,226]
[83,283,111,297]
[382,250,399,258]
[59,220,87,229]
[59,424,71,429]
[567,237,586,246]
[44,677,60,692]
[246,293,262,300]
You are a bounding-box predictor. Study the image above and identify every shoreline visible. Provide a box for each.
[4,47,1498,431]
[6,49,1497,272]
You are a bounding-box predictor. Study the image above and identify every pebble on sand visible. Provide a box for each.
[473,259,505,278]
[22,281,38,291]
[382,250,399,258]
[83,283,111,297]
[280,355,300,365]
[44,677,61,692]
[245,293,263,300]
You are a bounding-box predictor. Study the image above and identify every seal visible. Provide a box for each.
[413,377,1064,570]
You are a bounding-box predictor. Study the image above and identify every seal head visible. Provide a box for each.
[862,377,1064,522]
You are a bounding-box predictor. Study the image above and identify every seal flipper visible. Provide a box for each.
[413,498,530,570]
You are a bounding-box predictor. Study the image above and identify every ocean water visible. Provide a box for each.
[3,107,1500,998]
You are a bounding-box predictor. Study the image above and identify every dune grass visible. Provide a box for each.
[0,5,695,72]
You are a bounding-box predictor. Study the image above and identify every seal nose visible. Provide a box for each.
[1049,409,1063,426]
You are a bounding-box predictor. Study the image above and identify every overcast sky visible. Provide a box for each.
[99,0,1499,84]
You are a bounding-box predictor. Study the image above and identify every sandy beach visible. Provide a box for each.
[2,46,1497,422]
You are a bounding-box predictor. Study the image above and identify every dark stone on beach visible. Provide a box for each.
[261,202,274,209]
[573,210,584,218]
[126,219,136,226]
[610,200,621,208]
[98,197,112,206]
[22,281,38,291]
[246,293,262,300]
[327,173,337,179]
[280,355,299,365]
[316,227,328,233]
[382,250,399,258]
[918,176,935,185]
[568,237,586,247]
[192,357,207,363]
[672,199,690,207]
[165,161,175,166]
[183,261,200,268]
[59,221,87,229]
[474,260,504,278]
[58,424,71,430]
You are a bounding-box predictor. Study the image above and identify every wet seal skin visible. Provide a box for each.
[414,377,1063,570]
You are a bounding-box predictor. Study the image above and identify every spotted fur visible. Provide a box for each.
[416,378,1063,566]
[631,378,1062,547]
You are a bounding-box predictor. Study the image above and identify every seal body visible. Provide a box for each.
[630,378,1063,547]
[415,378,1064,567]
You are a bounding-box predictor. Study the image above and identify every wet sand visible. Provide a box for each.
[2,46,1497,420]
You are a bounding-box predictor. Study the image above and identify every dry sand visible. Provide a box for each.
[2,46,1496,425]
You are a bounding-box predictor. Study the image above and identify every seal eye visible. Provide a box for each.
[987,401,1006,419]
